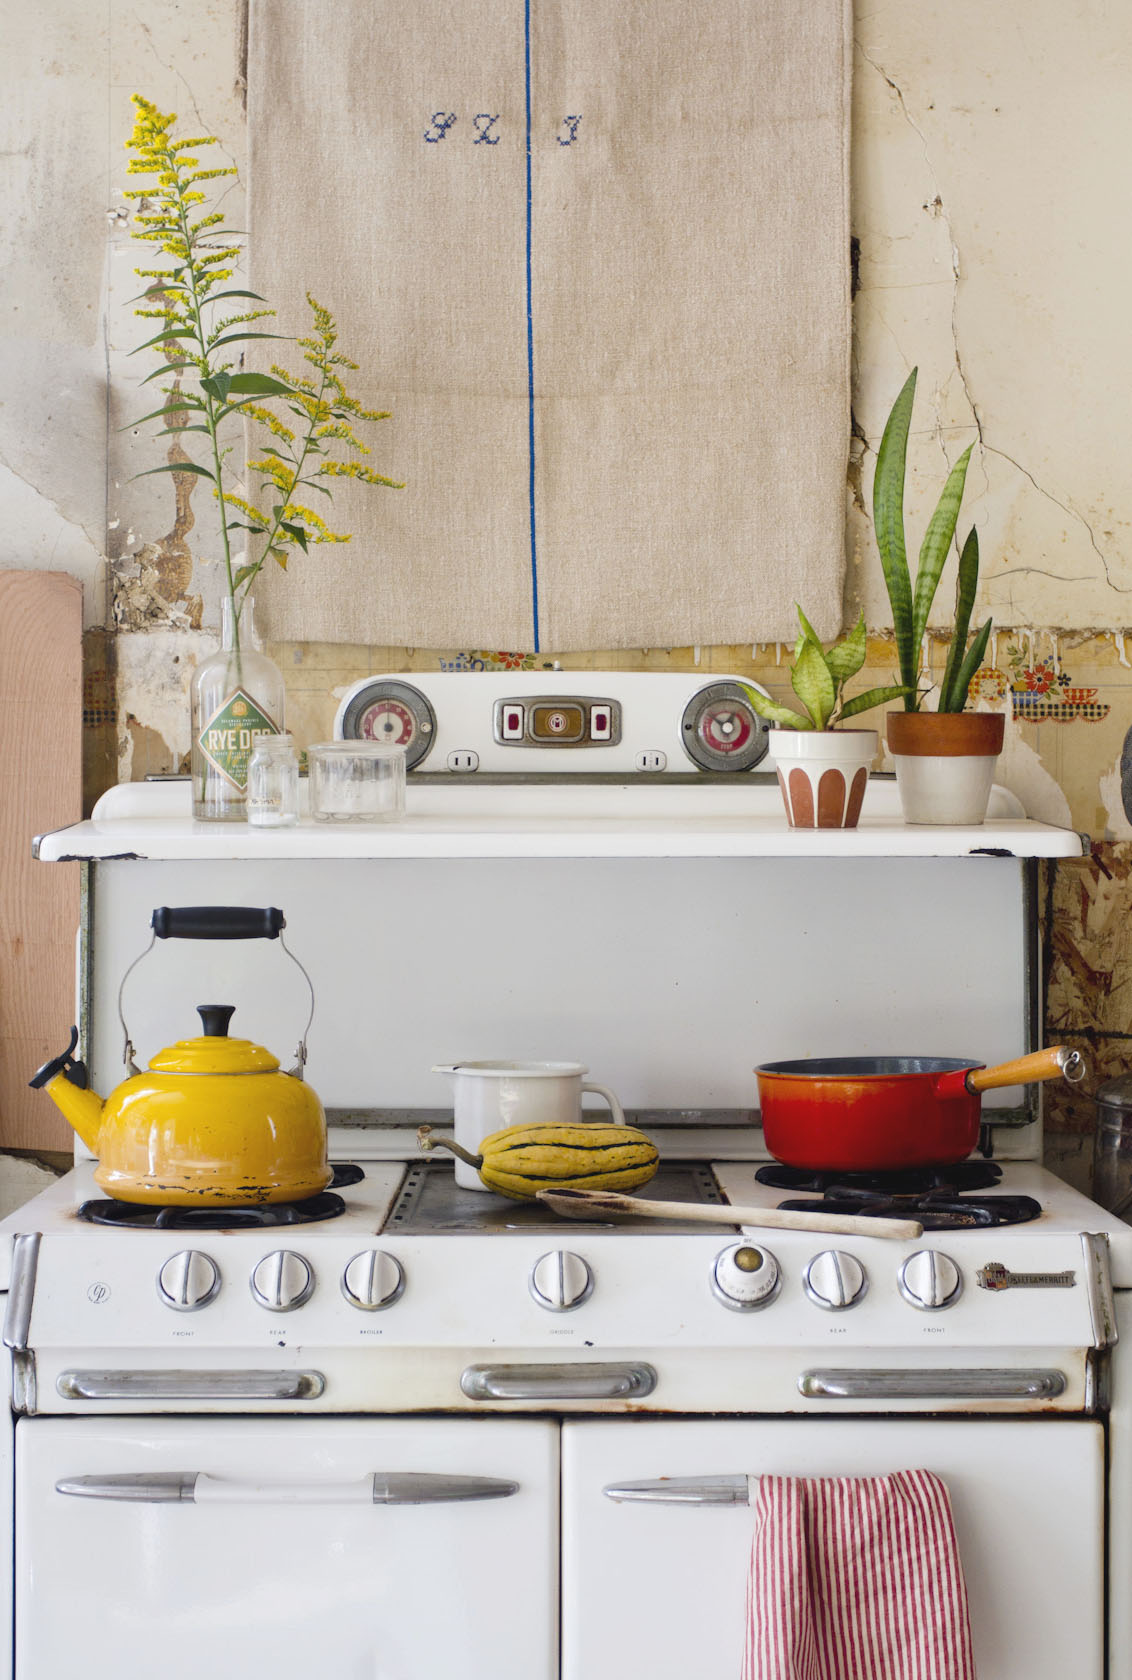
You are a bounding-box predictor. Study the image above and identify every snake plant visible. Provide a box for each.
[874,368,992,712]
[743,607,911,730]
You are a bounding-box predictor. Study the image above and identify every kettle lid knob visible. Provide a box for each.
[197,1004,236,1038]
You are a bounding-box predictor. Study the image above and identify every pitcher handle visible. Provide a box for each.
[582,1082,625,1125]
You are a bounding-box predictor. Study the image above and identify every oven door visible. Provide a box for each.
[16,1416,557,1680]
[562,1416,1104,1680]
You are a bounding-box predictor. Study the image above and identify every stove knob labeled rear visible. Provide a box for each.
[250,1250,314,1312]
[899,1249,962,1311]
[530,1251,593,1312]
[342,1250,405,1311]
[804,1250,867,1311]
[711,1243,780,1311]
[157,1250,220,1312]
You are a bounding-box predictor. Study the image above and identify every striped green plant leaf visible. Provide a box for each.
[825,612,867,685]
[943,618,993,714]
[838,683,915,720]
[792,641,837,730]
[910,443,973,652]
[873,368,918,694]
[938,527,979,712]
[739,685,814,731]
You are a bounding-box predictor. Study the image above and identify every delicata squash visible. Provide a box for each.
[417,1121,659,1200]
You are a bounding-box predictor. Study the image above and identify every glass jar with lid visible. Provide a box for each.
[246,732,300,828]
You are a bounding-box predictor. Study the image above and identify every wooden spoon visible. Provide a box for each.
[536,1186,923,1241]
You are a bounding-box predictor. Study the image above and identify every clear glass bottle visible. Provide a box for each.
[247,732,301,828]
[190,595,285,822]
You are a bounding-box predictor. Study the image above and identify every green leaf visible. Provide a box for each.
[939,618,993,713]
[206,330,286,353]
[838,684,915,720]
[266,547,289,570]
[134,461,216,484]
[232,563,260,590]
[280,522,309,553]
[119,400,204,431]
[794,604,824,651]
[129,326,199,355]
[225,372,294,396]
[738,685,813,730]
[201,289,270,306]
[225,520,268,536]
[824,612,867,685]
[873,367,918,692]
[152,424,213,439]
[911,443,973,653]
[792,641,837,730]
[139,361,197,386]
[938,527,980,712]
[201,372,232,403]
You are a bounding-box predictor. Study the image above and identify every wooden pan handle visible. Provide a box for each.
[966,1045,1083,1093]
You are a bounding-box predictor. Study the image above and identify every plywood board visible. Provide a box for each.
[0,572,82,1149]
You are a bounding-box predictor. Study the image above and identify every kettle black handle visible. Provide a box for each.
[29,1025,89,1091]
[151,907,285,941]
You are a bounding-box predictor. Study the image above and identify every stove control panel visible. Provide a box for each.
[333,671,773,775]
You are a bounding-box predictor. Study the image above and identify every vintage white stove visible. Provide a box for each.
[4,673,1129,1680]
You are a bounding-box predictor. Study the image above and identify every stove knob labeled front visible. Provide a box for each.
[342,1250,405,1311]
[250,1250,314,1312]
[711,1242,780,1311]
[530,1251,593,1312]
[804,1250,867,1311]
[899,1249,962,1311]
[157,1250,220,1312]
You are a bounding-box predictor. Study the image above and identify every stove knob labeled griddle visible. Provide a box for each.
[898,1249,962,1311]
[711,1243,780,1311]
[529,1251,593,1312]
[342,1250,405,1311]
[250,1250,314,1312]
[803,1250,867,1311]
[157,1250,220,1312]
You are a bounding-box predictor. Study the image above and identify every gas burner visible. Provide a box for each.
[755,1161,1005,1195]
[76,1163,365,1230]
[755,1162,1042,1230]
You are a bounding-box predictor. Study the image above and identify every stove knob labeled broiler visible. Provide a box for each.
[342,1250,405,1311]
[529,1251,593,1311]
[898,1249,962,1311]
[157,1250,220,1312]
[803,1250,867,1311]
[250,1250,314,1312]
[711,1242,780,1311]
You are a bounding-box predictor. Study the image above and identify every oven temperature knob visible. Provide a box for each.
[157,1250,220,1312]
[250,1250,314,1312]
[342,1250,405,1311]
[711,1243,780,1311]
[530,1251,593,1311]
[803,1250,867,1311]
[898,1249,962,1311]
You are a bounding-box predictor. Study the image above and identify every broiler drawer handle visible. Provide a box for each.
[604,1475,751,1505]
[55,1472,518,1505]
[56,1369,325,1401]
[461,1362,657,1401]
[798,1368,1067,1400]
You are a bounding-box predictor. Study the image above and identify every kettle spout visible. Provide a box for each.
[29,1029,104,1155]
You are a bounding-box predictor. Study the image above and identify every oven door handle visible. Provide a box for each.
[55,1369,326,1402]
[797,1368,1069,1400]
[460,1362,658,1401]
[604,1475,752,1505]
[55,1472,520,1505]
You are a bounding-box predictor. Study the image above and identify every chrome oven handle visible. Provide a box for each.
[55,1472,518,1505]
[604,1475,751,1505]
[798,1368,1068,1400]
[460,1362,657,1401]
[55,1369,326,1402]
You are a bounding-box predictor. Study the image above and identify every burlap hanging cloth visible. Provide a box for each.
[247,0,851,651]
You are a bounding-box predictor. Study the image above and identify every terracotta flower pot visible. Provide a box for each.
[886,711,1005,826]
[772,730,877,829]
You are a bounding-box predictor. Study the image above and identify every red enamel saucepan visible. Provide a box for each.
[756,1046,1084,1172]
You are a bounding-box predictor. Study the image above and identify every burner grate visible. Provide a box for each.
[755,1162,1042,1230]
[76,1163,364,1229]
[388,1160,728,1234]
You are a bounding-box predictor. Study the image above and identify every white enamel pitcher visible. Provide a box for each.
[431,1060,626,1191]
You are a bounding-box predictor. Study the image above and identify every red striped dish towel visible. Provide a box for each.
[743,1471,976,1680]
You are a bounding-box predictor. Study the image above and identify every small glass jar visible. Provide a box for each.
[246,733,300,828]
[308,742,406,823]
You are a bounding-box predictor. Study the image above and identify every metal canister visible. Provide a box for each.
[1092,1073,1132,1217]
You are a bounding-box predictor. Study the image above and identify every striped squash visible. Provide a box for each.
[477,1123,659,1200]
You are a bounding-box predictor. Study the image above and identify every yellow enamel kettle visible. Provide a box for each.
[30,906,330,1207]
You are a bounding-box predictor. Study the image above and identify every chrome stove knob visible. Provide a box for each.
[250,1250,314,1312]
[342,1250,405,1311]
[804,1250,867,1311]
[157,1250,220,1312]
[529,1251,593,1312]
[899,1249,962,1311]
[711,1243,780,1311]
